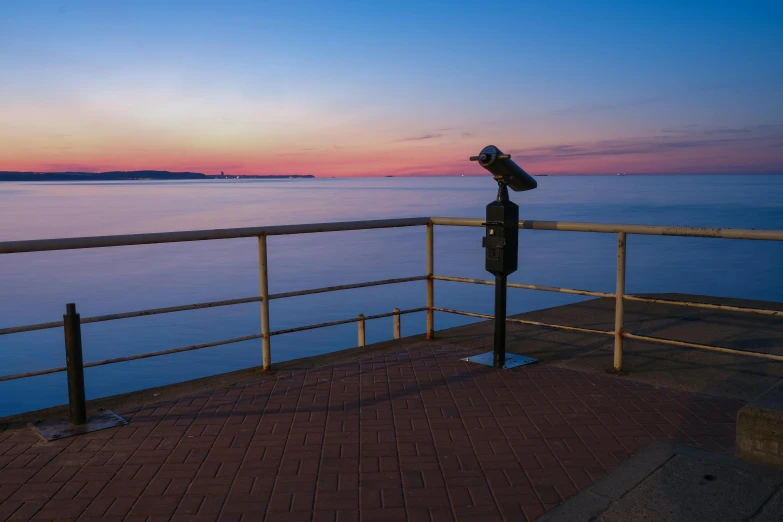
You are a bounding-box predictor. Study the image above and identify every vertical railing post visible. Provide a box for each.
[613,232,627,372]
[258,235,272,371]
[63,303,86,425]
[426,222,434,339]
[358,314,366,347]
[393,308,401,339]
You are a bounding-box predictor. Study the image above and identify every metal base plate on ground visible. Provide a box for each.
[33,409,128,442]
[462,351,538,369]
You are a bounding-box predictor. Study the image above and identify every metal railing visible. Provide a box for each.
[430,217,783,368]
[0,218,432,383]
[1,216,782,419]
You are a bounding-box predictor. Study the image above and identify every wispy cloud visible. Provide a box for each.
[660,124,762,136]
[510,125,783,163]
[395,133,443,142]
[274,148,320,157]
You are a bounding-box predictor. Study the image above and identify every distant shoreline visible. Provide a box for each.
[1,171,780,181]
[0,171,315,182]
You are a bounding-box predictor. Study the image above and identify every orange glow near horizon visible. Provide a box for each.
[2,96,781,177]
[2,128,780,177]
[1,93,780,176]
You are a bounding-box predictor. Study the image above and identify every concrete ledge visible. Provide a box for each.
[536,441,676,522]
[538,441,783,522]
[738,381,783,466]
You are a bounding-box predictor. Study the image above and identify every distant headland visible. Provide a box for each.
[0,171,315,181]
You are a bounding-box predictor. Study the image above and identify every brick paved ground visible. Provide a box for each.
[0,341,743,521]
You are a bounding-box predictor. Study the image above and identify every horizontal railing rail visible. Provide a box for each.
[1,216,781,422]
[0,217,431,254]
[430,217,783,240]
[269,307,427,336]
[434,275,615,298]
[268,276,427,301]
[0,296,265,336]
[434,275,783,316]
[432,307,615,336]
[0,276,429,337]
[622,294,783,317]
[0,332,266,383]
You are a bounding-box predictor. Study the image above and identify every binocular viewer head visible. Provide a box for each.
[470,145,537,192]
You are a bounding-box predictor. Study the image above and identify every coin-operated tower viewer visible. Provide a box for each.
[466,145,538,369]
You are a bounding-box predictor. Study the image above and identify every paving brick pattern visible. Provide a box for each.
[0,342,743,521]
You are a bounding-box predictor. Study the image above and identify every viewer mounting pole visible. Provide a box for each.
[463,145,538,370]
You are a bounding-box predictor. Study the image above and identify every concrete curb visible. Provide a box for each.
[738,381,783,466]
[537,442,783,522]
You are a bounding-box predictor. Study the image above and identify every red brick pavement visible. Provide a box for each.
[0,342,743,521]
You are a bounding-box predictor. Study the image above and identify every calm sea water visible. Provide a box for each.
[1,175,782,416]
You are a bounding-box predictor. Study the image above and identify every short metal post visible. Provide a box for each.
[426,222,434,339]
[613,232,627,372]
[393,308,401,339]
[63,303,86,425]
[358,314,366,347]
[258,235,272,371]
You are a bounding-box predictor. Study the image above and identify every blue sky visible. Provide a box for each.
[1,1,781,175]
